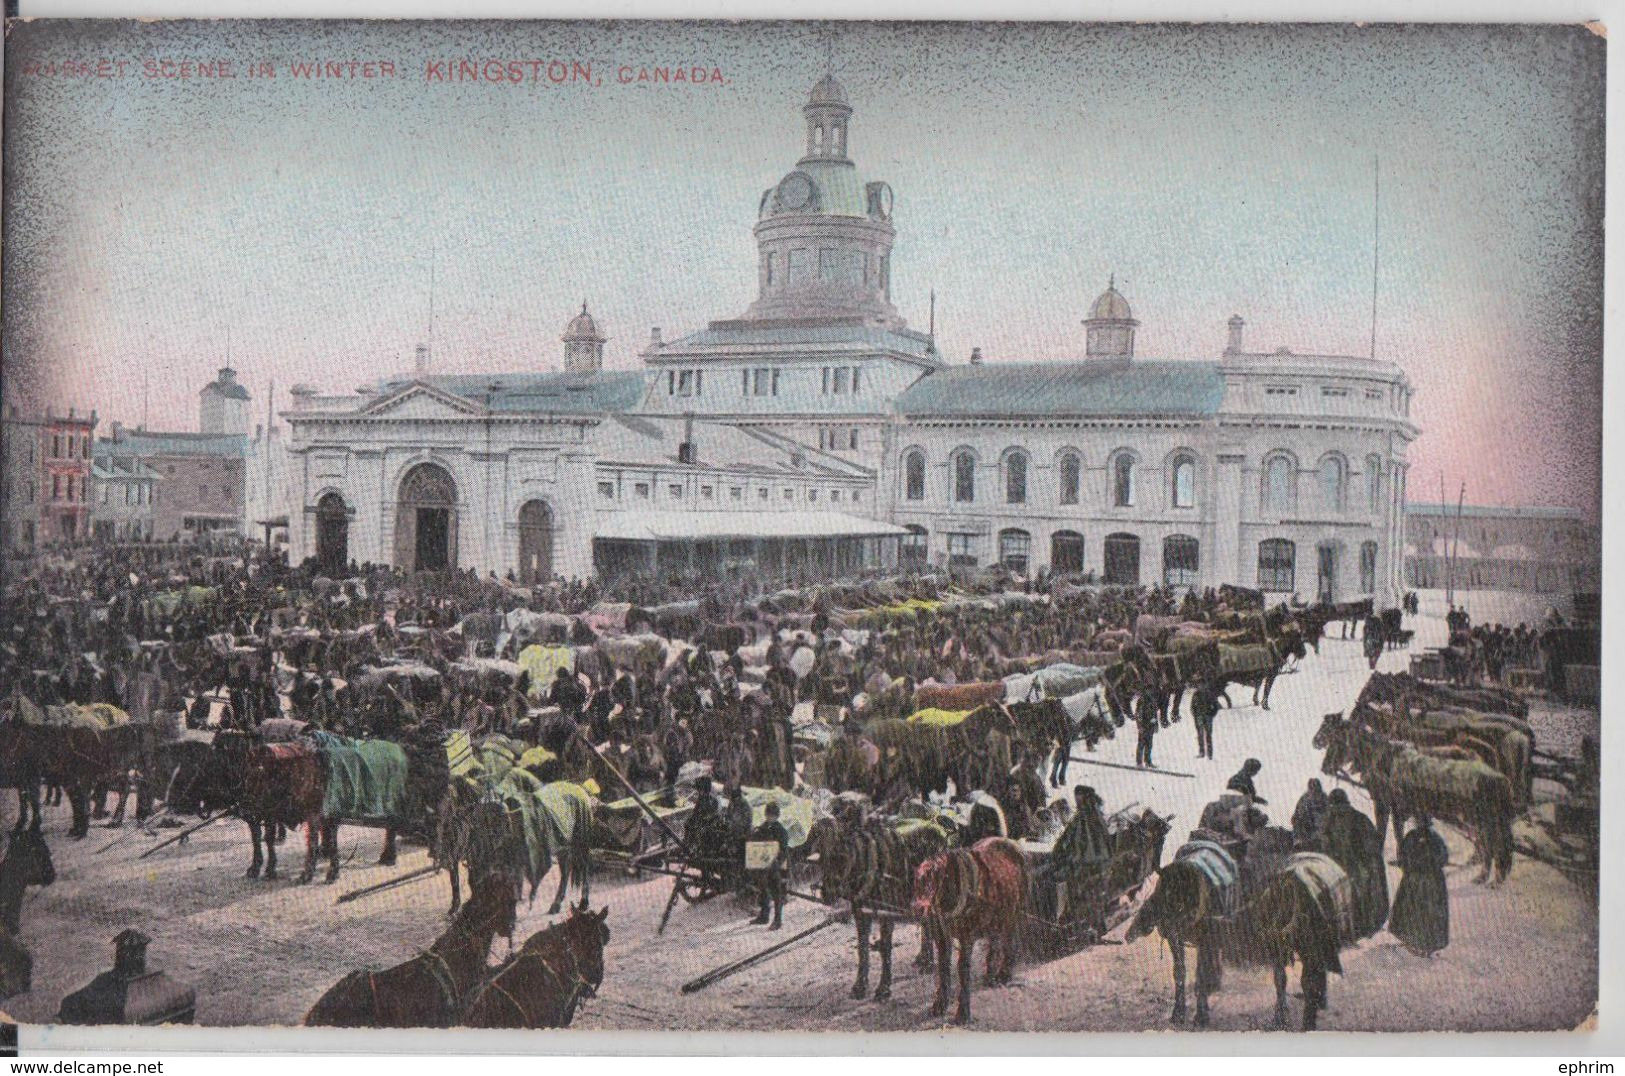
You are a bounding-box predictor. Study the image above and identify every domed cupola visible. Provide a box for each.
[738,74,905,330]
[562,301,606,373]
[1084,276,1139,362]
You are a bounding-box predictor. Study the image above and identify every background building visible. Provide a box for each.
[280,73,1420,604]
[90,450,162,542]
[1404,503,1599,594]
[100,423,248,541]
[1,405,98,552]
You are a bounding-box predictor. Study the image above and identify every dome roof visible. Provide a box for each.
[563,302,605,342]
[807,73,849,107]
[1088,280,1134,322]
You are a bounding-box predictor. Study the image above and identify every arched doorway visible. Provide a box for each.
[1103,532,1141,585]
[1050,530,1084,575]
[394,462,458,572]
[518,500,554,584]
[315,492,350,577]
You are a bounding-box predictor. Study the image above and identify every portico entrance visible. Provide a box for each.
[394,462,459,572]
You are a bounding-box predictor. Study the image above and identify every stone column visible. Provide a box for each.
[1210,447,1245,589]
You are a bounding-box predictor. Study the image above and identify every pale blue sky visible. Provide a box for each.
[2,20,1604,513]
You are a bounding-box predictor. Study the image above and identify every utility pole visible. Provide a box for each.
[1370,156,1380,361]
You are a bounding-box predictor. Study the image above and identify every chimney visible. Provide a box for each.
[649,327,663,350]
[414,344,430,377]
[1226,315,1245,355]
[678,413,697,464]
[969,347,983,365]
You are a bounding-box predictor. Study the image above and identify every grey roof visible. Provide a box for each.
[102,431,249,457]
[377,371,647,415]
[201,382,252,401]
[594,414,866,478]
[895,360,1225,418]
[664,322,938,358]
[1405,502,1586,521]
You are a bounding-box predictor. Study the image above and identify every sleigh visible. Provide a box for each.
[1016,808,1172,959]
[591,792,694,872]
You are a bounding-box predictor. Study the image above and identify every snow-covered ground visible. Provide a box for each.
[3,593,1598,1033]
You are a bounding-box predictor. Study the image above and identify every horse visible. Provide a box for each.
[303,867,520,1027]
[438,772,594,917]
[0,718,159,839]
[1212,630,1306,712]
[1314,712,1514,884]
[0,828,55,936]
[807,806,951,1002]
[1125,827,1352,1030]
[460,905,611,1029]
[912,836,1028,1025]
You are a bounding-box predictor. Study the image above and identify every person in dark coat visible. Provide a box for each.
[1319,788,1389,938]
[1291,778,1329,847]
[1390,812,1449,956]
[1133,691,1158,769]
[748,801,790,930]
[1226,758,1267,804]
[548,666,587,721]
[1362,613,1386,669]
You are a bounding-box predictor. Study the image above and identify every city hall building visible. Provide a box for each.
[285,74,1417,605]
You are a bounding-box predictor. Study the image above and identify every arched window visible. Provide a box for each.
[1050,531,1084,575]
[1111,452,1136,507]
[1261,453,1296,513]
[1360,540,1379,593]
[1004,450,1028,504]
[1058,452,1081,506]
[901,524,928,570]
[1319,454,1346,513]
[1103,533,1141,585]
[1171,454,1196,509]
[1163,535,1200,587]
[1258,538,1296,592]
[903,449,926,501]
[999,528,1032,574]
[953,450,976,504]
[1366,454,1382,512]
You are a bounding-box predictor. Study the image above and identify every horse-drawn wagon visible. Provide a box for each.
[1017,804,1170,957]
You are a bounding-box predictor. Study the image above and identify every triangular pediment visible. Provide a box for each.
[358,381,487,419]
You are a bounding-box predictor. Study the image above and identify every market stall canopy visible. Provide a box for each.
[595,510,907,543]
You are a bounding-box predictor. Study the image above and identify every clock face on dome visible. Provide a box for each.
[777,172,814,211]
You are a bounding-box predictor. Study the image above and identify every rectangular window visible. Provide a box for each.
[764,253,776,288]
[808,489,818,503]
[758,488,768,501]
[947,533,978,568]
[849,428,859,450]
[634,483,650,499]
[771,369,780,396]
[1321,387,1349,398]
[831,490,842,502]
[787,248,808,285]
[741,369,750,396]
[833,367,850,394]
[1264,386,1298,397]
[701,485,713,500]
[53,435,61,458]
[852,490,860,503]
[666,371,675,396]
[1360,541,1378,593]
[730,487,743,501]
[52,475,60,500]
[597,481,615,499]
[669,484,683,498]
[822,367,831,394]
[851,367,861,393]
[1365,389,1383,400]
[783,488,793,501]
[676,370,700,397]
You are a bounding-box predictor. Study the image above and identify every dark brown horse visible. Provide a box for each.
[1125,830,1351,1030]
[807,807,950,1002]
[0,720,158,839]
[460,905,610,1029]
[1314,713,1514,884]
[304,868,520,1027]
[912,836,1028,1025]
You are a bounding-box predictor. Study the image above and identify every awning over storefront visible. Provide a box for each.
[595,510,907,543]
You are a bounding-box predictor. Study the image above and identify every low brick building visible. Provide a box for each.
[100,424,248,541]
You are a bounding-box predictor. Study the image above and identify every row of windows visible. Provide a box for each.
[673,364,869,400]
[597,479,862,506]
[49,432,92,460]
[98,481,154,507]
[903,527,1382,594]
[1257,538,1381,595]
[817,426,861,451]
[1264,385,1386,402]
[821,366,862,395]
[762,249,889,294]
[903,447,1386,515]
